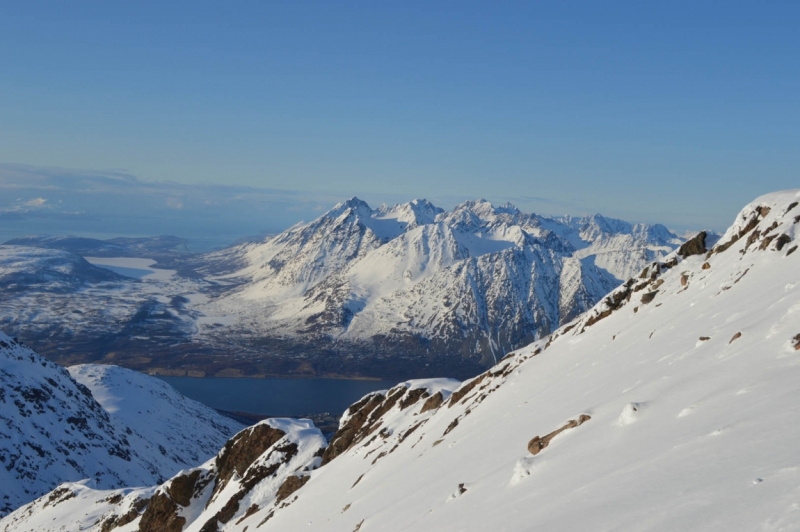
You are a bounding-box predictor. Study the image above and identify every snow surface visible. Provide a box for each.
[68,364,243,467]
[7,190,796,531]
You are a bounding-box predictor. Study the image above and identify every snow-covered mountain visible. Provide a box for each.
[0,199,682,378]
[198,198,681,367]
[0,333,242,517]
[10,190,796,532]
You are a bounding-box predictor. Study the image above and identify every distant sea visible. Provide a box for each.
[156,376,397,417]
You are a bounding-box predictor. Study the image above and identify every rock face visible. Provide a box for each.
[677,231,707,258]
[0,333,242,517]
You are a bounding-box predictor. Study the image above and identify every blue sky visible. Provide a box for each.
[1,1,798,239]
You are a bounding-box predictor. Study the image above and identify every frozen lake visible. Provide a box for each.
[85,257,176,281]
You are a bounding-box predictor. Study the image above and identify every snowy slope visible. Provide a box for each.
[0,335,242,517]
[199,198,681,366]
[68,365,243,469]
[10,190,798,531]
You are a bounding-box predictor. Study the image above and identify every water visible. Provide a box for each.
[156,376,397,416]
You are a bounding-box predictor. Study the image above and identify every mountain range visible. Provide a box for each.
[2,190,797,531]
[0,198,684,378]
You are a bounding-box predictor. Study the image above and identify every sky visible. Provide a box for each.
[1,1,799,244]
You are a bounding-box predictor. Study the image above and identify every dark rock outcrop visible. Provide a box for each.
[212,424,287,499]
[712,205,770,255]
[137,492,185,532]
[420,391,444,413]
[322,393,387,466]
[276,475,311,503]
[678,231,707,258]
[448,373,488,407]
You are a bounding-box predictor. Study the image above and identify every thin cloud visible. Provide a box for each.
[23,198,47,207]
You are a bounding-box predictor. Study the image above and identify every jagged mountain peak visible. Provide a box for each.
[329,196,373,215]
[375,198,444,230]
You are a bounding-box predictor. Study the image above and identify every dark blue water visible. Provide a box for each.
[156,376,396,416]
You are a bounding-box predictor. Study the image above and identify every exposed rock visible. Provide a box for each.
[699,337,710,342]
[680,273,689,287]
[583,308,612,329]
[443,417,459,436]
[448,373,488,407]
[420,391,444,413]
[702,262,711,270]
[399,388,429,410]
[745,229,762,249]
[137,491,185,532]
[787,245,798,256]
[758,234,777,251]
[275,475,310,503]
[678,231,707,258]
[712,206,769,255]
[398,420,426,443]
[166,470,201,507]
[775,234,792,251]
[528,415,591,455]
[729,332,742,344]
[100,506,141,532]
[793,334,800,351]
[322,393,386,465]
[640,291,658,305]
[212,424,287,499]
